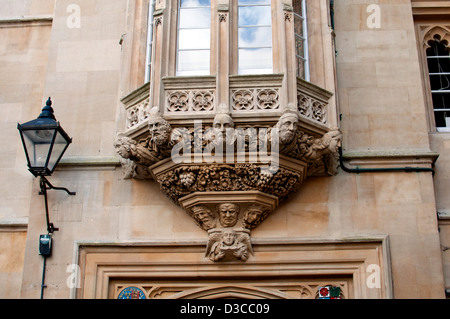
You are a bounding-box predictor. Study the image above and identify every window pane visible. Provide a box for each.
[432,92,450,109]
[239,48,272,74]
[294,0,308,80]
[297,59,305,79]
[177,0,211,76]
[294,15,304,37]
[237,0,272,75]
[179,8,211,29]
[430,74,450,91]
[181,0,210,8]
[178,29,210,50]
[239,0,270,5]
[178,50,210,75]
[238,6,271,26]
[239,27,272,48]
[295,36,305,58]
[293,0,303,17]
[435,110,450,127]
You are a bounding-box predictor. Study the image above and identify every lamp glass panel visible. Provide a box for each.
[21,129,56,169]
[47,130,70,172]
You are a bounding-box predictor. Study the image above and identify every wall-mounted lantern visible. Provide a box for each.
[17,98,76,298]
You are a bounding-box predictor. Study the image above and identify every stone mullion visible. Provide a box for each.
[216,1,230,111]
[282,3,297,111]
[149,12,164,111]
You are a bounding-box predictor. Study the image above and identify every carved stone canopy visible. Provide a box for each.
[114,102,342,262]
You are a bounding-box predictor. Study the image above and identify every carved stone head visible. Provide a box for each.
[190,205,216,231]
[217,203,239,228]
[212,103,234,139]
[113,136,136,159]
[222,228,237,246]
[322,128,342,154]
[148,106,171,147]
[242,204,268,229]
[276,108,299,145]
[213,113,234,134]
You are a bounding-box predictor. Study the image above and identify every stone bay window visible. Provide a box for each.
[117,0,340,262]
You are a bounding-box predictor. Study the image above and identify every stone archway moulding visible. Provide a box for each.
[74,236,393,299]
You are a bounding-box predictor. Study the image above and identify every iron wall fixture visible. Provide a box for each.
[17,97,76,233]
[18,97,76,299]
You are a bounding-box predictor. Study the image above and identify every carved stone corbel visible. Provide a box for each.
[114,102,342,262]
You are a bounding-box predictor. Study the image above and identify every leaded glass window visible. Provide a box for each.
[426,35,450,129]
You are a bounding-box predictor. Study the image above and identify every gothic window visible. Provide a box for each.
[176,0,212,76]
[426,35,450,130]
[237,0,273,75]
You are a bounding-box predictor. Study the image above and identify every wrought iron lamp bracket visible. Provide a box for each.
[39,176,76,234]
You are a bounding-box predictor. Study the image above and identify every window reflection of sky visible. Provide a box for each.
[239,48,272,74]
[238,0,270,5]
[179,29,211,50]
[238,0,272,73]
[177,0,211,75]
[181,0,210,8]
[178,50,210,74]
[179,8,210,29]
[239,27,271,48]
[238,7,271,26]
[177,0,274,75]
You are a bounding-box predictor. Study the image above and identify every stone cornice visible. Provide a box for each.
[342,149,439,168]
[0,15,53,27]
[58,156,121,170]
[120,82,150,106]
[0,218,28,232]
[412,1,450,17]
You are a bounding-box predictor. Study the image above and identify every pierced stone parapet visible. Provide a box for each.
[229,74,284,118]
[231,88,280,112]
[121,82,151,131]
[163,76,217,119]
[166,89,216,113]
[297,78,333,128]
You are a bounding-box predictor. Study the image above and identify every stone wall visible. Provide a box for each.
[0,0,447,299]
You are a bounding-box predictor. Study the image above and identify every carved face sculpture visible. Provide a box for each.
[222,228,236,246]
[191,205,216,230]
[277,113,299,144]
[213,114,234,136]
[325,130,342,154]
[218,203,239,228]
[244,206,264,226]
[149,117,171,147]
[114,137,133,159]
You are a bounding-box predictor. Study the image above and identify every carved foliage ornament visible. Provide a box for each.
[155,163,302,204]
